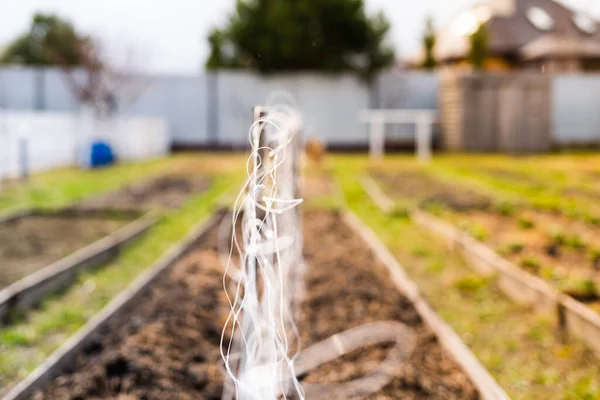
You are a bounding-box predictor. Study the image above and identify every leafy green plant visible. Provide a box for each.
[520,256,541,274]
[470,226,489,241]
[563,279,598,302]
[527,325,547,343]
[411,245,431,258]
[459,221,489,241]
[550,230,566,246]
[500,241,525,256]
[391,206,410,219]
[453,275,488,295]
[518,216,535,230]
[565,234,586,251]
[539,266,564,282]
[426,260,444,273]
[422,200,449,216]
[583,280,597,297]
[588,248,600,270]
[586,215,600,226]
[495,201,516,217]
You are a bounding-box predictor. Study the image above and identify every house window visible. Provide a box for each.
[573,13,597,34]
[527,7,555,31]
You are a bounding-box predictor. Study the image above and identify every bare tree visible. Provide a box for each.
[54,36,151,116]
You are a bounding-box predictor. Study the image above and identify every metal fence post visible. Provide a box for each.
[19,137,29,183]
[416,114,433,164]
[369,117,385,160]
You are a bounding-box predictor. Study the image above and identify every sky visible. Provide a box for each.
[1,0,600,74]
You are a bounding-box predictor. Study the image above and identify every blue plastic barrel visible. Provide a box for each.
[89,141,115,168]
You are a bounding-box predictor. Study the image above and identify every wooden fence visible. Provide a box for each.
[439,72,552,153]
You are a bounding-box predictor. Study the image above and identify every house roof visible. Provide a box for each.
[435,0,600,61]
[521,34,600,59]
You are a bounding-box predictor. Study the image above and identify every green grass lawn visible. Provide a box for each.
[0,153,244,216]
[333,155,600,400]
[0,154,245,394]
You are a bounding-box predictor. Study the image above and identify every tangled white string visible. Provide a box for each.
[221,100,305,400]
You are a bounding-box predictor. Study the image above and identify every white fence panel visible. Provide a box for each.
[0,111,169,180]
[0,67,440,148]
[101,118,170,161]
[0,112,76,179]
[375,71,439,142]
[0,68,37,109]
[216,71,371,146]
[553,75,600,146]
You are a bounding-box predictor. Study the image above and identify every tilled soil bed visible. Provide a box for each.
[372,171,490,211]
[371,171,600,311]
[79,175,210,211]
[0,214,129,290]
[30,211,478,399]
[299,211,478,399]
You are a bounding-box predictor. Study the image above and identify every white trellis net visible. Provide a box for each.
[221,99,305,400]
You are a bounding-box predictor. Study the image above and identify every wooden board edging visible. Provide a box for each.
[1,209,226,400]
[0,212,157,326]
[360,175,395,213]
[342,211,510,400]
[361,173,600,358]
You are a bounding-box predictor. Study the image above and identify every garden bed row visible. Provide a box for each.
[370,170,600,309]
[0,174,211,325]
[78,175,211,212]
[363,173,600,359]
[3,209,507,400]
[0,209,156,326]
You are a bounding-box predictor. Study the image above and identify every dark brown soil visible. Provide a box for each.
[447,209,600,301]
[302,174,337,199]
[79,176,210,211]
[480,168,544,188]
[372,171,490,211]
[300,211,478,399]
[0,215,128,290]
[32,225,229,400]
[482,167,600,201]
[31,211,479,399]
